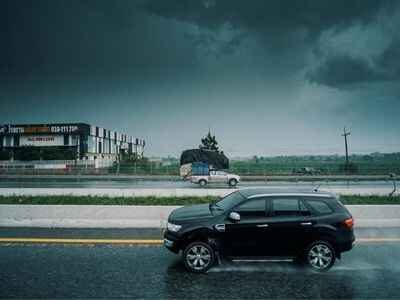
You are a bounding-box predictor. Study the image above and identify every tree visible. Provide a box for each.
[199,131,219,152]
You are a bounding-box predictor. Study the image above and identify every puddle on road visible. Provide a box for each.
[210,261,307,273]
[208,260,386,273]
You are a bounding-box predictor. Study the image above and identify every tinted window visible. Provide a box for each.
[236,199,265,212]
[307,199,333,214]
[272,198,308,216]
[215,191,245,211]
[235,198,266,217]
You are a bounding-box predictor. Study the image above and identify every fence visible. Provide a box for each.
[0,160,399,176]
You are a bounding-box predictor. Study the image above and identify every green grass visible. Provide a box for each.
[0,195,399,205]
[0,195,216,206]
[339,195,400,205]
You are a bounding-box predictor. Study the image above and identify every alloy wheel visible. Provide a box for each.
[307,243,333,270]
[185,245,212,271]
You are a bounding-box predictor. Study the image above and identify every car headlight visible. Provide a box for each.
[167,222,182,232]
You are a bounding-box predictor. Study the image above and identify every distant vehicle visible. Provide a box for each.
[191,169,240,187]
[292,167,321,175]
[164,188,355,273]
[180,149,239,187]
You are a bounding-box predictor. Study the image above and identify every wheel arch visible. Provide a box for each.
[307,232,341,259]
[180,227,218,251]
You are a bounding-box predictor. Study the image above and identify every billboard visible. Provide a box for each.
[20,135,64,147]
[0,124,88,135]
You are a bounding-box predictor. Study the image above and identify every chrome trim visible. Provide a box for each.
[256,224,269,228]
[300,222,313,226]
[214,224,226,232]
[248,193,332,199]
[164,238,174,247]
[233,259,293,262]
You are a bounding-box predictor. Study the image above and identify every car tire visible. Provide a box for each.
[183,241,215,273]
[199,179,207,187]
[305,240,336,272]
[228,178,238,187]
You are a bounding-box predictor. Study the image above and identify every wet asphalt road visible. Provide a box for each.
[1,242,400,299]
[0,177,396,190]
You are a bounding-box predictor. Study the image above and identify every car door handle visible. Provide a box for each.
[300,222,313,226]
[256,224,269,228]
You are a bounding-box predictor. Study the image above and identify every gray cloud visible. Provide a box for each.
[378,39,400,77]
[306,55,382,87]
[306,39,400,88]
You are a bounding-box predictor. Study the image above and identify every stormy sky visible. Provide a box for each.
[1,0,399,157]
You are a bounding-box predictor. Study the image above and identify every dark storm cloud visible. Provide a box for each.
[143,0,400,88]
[143,0,392,38]
[306,39,400,88]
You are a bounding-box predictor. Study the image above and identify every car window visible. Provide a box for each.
[216,171,226,175]
[271,198,309,217]
[215,191,245,211]
[235,198,266,217]
[306,199,333,215]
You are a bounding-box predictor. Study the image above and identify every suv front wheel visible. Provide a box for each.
[305,240,336,272]
[183,241,215,273]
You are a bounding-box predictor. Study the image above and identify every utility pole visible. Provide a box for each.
[342,127,351,168]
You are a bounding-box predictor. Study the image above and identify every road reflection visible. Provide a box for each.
[164,259,358,299]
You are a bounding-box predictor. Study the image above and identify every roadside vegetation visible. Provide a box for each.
[87,153,400,176]
[2,150,400,176]
[0,195,399,205]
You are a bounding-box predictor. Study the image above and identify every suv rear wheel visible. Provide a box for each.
[183,241,215,273]
[305,241,336,271]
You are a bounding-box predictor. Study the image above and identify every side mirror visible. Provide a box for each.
[229,212,240,222]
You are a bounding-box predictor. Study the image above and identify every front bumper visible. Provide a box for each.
[163,231,180,253]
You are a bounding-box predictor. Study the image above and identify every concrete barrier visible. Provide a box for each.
[0,205,177,228]
[0,204,399,228]
[0,188,233,197]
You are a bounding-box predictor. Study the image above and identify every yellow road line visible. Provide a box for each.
[0,237,399,245]
[0,238,163,244]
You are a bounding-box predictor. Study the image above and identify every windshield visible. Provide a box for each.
[211,191,245,211]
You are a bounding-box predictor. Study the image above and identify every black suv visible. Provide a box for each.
[164,188,355,273]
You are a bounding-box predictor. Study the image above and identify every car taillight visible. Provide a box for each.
[343,217,354,229]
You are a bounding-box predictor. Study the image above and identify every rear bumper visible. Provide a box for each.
[337,235,356,253]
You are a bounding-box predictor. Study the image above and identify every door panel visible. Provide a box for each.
[224,217,271,256]
[263,216,314,256]
[262,197,314,256]
[210,171,226,183]
[222,197,269,256]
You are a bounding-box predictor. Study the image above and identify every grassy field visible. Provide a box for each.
[0,195,399,205]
